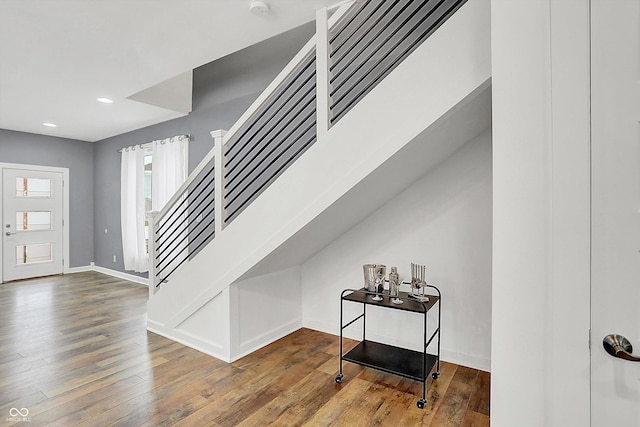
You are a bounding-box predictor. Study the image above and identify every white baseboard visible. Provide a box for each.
[147,318,230,363]
[232,319,302,363]
[91,263,149,287]
[66,265,93,273]
[147,318,304,365]
[441,350,490,373]
[303,318,491,373]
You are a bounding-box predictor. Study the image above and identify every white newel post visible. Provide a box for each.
[147,210,159,297]
[210,130,227,235]
[316,6,330,139]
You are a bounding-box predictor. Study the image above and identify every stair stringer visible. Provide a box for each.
[146,0,490,360]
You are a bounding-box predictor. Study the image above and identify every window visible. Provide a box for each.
[15,177,52,198]
[120,136,188,273]
[15,243,52,265]
[15,211,52,231]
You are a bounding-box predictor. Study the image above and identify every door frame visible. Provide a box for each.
[0,162,70,282]
[491,0,591,425]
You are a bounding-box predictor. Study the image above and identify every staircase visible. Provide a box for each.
[147,0,491,362]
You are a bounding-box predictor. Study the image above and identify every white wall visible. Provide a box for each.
[147,288,232,361]
[491,0,590,425]
[229,267,302,361]
[302,130,492,371]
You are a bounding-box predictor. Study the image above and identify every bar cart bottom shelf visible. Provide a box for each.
[336,340,439,383]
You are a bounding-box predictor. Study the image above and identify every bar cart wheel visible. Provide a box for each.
[432,372,440,380]
[417,399,426,409]
[335,374,343,384]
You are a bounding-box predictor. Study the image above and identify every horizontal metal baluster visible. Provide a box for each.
[333,0,444,90]
[155,165,214,242]
[224,109,316,209]
[330,0,415,86]
[156,161,213,229]
[225,60,315,169]
[330,0,399,66]
[156,195,214,257]
[155,183,213,252]
[225,55,315,160]
[226,129,316,222]
[225,73,316,183]
[155,194,214,261]
[331,0,440,93]
[155,198,215,269]
[224,65,314,169]
[329,0,372,48]
[155,211,215,275]
[187,216,215,260]
[155,173,214,250]
[225,119,316,217]
[156,189,215,254]
[225,87,316,193]
[332,0,464,122]
[156,214,216,281]
[156,224,216,286]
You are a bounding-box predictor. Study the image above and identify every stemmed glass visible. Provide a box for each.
[371,265,386,301]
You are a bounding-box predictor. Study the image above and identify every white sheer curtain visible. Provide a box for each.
[120,147,148,272]
[151,137,188,210]
[120,135,188,273]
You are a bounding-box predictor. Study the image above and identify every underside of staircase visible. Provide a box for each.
[147,0,491,363]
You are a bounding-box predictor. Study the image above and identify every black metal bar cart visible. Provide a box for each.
[335,286,442,409]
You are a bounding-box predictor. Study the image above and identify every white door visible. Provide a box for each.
[2,168,64,281]
[590,0,640,424]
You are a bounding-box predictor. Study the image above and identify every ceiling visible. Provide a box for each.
[0,0,343,142]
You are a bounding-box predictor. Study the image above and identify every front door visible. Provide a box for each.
[590,0,640,424]
[1,168,64,281]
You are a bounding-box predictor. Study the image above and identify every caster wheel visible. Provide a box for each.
[432,372,440,380]
[335,374,343,384]
[417,399,426,409]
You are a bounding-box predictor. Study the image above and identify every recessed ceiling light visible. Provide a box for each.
[43,122,57,127]
[97,97,113,104]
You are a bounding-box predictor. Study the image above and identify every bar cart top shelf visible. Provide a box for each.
[341,288,440,313]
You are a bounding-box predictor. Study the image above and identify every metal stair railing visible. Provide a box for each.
[148,0,468,293]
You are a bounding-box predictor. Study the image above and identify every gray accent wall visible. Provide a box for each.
[0,129,94,267]
[0,23,314,275]
[93,22,315,276]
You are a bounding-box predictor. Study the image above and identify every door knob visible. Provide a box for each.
[603,334,640,362]
[5,231,15,236]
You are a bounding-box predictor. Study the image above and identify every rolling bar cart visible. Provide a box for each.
[335,286,441,409]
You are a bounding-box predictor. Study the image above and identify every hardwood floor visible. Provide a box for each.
[0,272,490,426]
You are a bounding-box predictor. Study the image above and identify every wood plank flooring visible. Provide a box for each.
[0,272,489,426]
